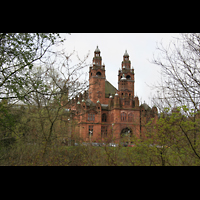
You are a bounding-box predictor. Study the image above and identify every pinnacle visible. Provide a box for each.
[124,50,129,56]
[95,45,100,53]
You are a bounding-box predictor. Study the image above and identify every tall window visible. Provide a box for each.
[102,113,107,122]
[121,112,127,122]
[128,113,133,122]
[110,113,114,122]
[101,126,107,137]
[88,113,95,121]
[89,126,93,136]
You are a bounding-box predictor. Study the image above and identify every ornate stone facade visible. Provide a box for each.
[67,46,157,144]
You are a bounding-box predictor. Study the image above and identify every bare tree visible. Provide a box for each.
[0,33,65,101]
[150,33,200,164]
[151,33,200,112]
[19,49,90,158]
[0,33,65,149]
[0,34,91,165]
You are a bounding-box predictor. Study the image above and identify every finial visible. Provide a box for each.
[77,101,80,104]
[95,45,100,53]
[124,49,129,56]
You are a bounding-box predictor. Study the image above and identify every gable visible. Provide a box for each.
[87,107,98,114]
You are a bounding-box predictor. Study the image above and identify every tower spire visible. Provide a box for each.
[93,45,102,66]
[122,49,130,69]
[124,50,129,57]
[95,45,100,53]
[118,50,134,97]
[89,46,106,103]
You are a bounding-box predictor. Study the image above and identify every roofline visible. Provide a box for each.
[105,80,118,91]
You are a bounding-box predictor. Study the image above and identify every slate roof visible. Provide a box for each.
[105,80,118,97]
[140,103,151,110]
[85,98,96,107]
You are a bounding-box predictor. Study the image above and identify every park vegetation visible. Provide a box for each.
[0,33,200,166]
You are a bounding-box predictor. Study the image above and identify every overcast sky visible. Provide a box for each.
[60,33,180,107]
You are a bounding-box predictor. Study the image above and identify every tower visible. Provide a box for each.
[118,50,135,99]
[89,46,106,104]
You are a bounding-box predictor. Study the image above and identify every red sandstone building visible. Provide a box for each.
[68,46,157,144]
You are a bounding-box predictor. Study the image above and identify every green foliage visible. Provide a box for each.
[0,33,64,100]
[1,33,200,165]
[0,33,67,164]
[142,105,200,165]
[0,101,16,134]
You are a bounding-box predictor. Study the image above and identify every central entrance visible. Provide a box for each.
[120,127,133,146]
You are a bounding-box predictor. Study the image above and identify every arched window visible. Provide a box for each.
[89,125,93,136]
[96,71,101,76]
[102,113,107,122]
[121,112,127,122]
[128,113,133,122]
[126,75,131,79]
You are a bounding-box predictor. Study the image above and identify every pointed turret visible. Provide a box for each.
[118,51,135,98]
[93,46,102,66]
[89,46,106,103]
[124,50,129,57]
[122,49,131,69]
[95,45,100,53]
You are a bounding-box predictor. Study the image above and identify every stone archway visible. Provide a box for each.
[120,127,133,146]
